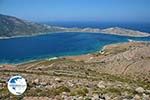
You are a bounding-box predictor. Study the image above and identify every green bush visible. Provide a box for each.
[70,87,89,96]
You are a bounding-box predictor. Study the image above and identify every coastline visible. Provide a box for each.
[1,40,150,100]
[0,40,149,65]
[0,27,150,65]
[0,31,65,40]
[62,41,150,61]
[0,31,149,40]
[0,27,150,40]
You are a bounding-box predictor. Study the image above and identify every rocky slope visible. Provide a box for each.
[84,42,150,79]
[0,42,150,100]
[0,14,64,37]
[101,27,150,37]
[64,27,150,37]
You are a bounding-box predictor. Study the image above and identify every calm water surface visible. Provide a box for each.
[0,32,150,64]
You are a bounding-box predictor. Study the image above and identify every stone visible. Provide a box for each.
[142,93,149,100]
[103,94,111,100]
[133,94,141,100]
[55,95,62,100]
[32,79,39,84]
[135,87,145,93]
[40,82,47,86]
[78,96,83,100]
[0,83,3,87]
[116,84,122,88]
[67,81,74,87]
[62,92,67,95]
[92,94,99,100]
[55,77,62,83]
[121,91,129,96]
[97,81,106,89]
[112,97,120,100]
[145,89,150,94]
[61,95,68,100]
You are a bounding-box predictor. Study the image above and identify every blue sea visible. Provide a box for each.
[0,22,150,64]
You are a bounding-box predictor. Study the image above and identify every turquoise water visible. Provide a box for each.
[0,32,150,64]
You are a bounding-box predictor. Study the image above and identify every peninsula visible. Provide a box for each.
[0,14,150,38]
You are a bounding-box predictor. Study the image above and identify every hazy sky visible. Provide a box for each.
[0,0,150,22]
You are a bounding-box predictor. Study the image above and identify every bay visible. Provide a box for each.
[0,32,150,64]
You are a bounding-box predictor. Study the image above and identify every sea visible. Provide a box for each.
[0,22,150,64]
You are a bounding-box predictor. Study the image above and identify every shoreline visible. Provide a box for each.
[0,31,149,40]
[0,27,150,40]
[0,40,149,65]
[62,41,150,61]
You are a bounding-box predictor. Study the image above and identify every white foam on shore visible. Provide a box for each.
[47,57,58,61]
[128,39,135,42]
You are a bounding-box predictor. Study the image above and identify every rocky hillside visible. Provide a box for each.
[101,27,150,37]
[0,14,64,37]
[66,27,150,37]
[85,42,150,79]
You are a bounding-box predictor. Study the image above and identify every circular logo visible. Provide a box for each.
[7,75,27,95]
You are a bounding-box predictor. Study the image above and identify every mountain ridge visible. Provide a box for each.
[0,14,150,38]
[0,14,65,37]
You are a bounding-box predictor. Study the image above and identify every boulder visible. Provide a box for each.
[97,81,106,89]
[145,89,150,94]
[55,77,62,83]
[133,94,141,100]
[142,93,149,100]
[32,79,39,84]
[135,87,145,93]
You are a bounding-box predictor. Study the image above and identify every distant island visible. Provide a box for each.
[0,14,150,38]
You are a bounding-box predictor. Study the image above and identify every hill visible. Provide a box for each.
[0,14,64,37]
[101,27,150,37]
